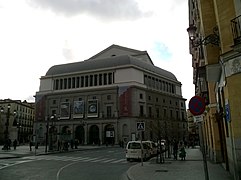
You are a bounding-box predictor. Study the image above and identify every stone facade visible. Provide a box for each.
[34,45,187,150]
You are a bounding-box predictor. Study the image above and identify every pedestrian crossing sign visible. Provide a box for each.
[136,122,145,131]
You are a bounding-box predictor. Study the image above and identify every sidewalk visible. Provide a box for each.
[127,147,233,180]
[0,144,106,159]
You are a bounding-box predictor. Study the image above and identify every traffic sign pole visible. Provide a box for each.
[189,96,209,180]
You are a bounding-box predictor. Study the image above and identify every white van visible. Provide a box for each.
[125,141,151,161]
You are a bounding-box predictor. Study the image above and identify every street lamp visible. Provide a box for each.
[187,24,219,47]
[49,114,56,151]
[1,104,16,150]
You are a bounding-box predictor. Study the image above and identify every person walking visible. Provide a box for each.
[13,139,17,150]
[173,140,178,160]
[29,141,32,151]
[179,141,186,160]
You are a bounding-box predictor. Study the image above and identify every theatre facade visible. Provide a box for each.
[34,45,187,149]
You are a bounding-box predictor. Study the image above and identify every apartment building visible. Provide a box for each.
[187,0,241,179]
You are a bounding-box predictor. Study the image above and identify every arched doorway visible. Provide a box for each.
[105,124,115,145]
[89,125,99,145]
[75,125,85,145]
[61,126,71,141]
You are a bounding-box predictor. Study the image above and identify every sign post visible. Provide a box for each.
[189,96,209,180]
[137,122,145,166]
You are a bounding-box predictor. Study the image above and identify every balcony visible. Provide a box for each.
[231,15,241,45]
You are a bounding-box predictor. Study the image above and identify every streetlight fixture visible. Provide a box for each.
[187,24,219,47]
[1,104,16,150]
[49,114,56,151]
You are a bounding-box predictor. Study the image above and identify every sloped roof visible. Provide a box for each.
[45,55,177,81]
[88,44,154,65]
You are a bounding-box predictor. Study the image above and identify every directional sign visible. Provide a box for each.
[188,96,205,116]
[137,122,145,131]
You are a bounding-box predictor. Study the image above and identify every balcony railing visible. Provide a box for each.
[231,15,241,45]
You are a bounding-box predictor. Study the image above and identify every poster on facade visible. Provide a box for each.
[106,131,114,137]
[118,86,132,116]
[87,99,98,117]
[60,102,70,119]
[35,94,46,121]
[73,101,84,118]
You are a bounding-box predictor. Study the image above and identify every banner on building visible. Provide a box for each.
[119,86,132,116]
[73,101,84,118]
[87,99,98,117]
[60,102,70,119]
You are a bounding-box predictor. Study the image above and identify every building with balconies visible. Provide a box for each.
[0,99,34,145]
[187,0,241,179]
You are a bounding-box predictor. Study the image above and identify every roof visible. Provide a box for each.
[88,44,154,65]
[45,55,177,81]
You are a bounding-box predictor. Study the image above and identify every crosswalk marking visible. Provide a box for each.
[111,159,126,163]
[22,155,127,164]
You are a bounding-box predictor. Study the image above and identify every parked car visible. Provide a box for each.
[143,140,158,157]
[125,141,151,161]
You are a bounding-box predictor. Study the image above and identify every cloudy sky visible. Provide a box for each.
[0,0,193,105]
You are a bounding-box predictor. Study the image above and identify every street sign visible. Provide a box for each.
[189,96,206,116]
[136,122,145,131]
[194,115,203,123]
[225,103,230,122]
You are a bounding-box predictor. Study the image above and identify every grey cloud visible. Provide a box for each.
[28,0,151,21]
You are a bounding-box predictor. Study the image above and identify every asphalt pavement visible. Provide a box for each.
[0,145,234,180]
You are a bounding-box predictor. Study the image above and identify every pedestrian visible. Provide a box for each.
[179,142,186,160]
[173,139,178,160]
[13,139,17,150]
[7,139,12,150]
[29,141,32,151]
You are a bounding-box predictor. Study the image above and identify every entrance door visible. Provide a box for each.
[75,126,85,145]
[89,125,99,145]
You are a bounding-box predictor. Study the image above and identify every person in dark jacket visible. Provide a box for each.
[173,140,179,160]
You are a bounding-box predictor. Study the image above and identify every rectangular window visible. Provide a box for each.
[55,79,59,90]
[107,106,112,118]
[107,95,111,100]
[99,74,102,85]
[60,79,63,89]
[72,77,75,88]
[104,73,107,85]
[181,112,185,120]
[85,76,89,87]
[156,108,159,118]
[176,111,179,120]
[68,78,71,89]
[148,106,152,117]
[140,93,143,99]
[144,75,148,85]
[94,75,98,86]
[76,77,80,88]
[64,78,67,89]
[108,73,112,84]
[81,76,84,87]
[164,109,167,117]
[90,75,93,86]
[140,105,144,116]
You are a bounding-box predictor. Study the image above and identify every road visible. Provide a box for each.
[0,147,137,180]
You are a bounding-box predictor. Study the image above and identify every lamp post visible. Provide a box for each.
[187,24,219,47]
[1,104,16,150]
[49,114,56,151]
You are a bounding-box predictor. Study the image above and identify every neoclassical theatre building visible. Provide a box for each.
[35,45,187,149]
